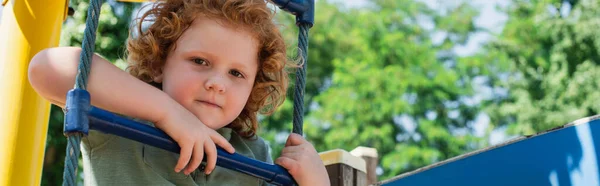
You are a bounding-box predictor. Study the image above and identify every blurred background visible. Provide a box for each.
[3,0,599,185]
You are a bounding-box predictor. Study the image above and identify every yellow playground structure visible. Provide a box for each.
[0,1,68,185]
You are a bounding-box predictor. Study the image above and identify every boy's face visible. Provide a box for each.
[157,17,259,130]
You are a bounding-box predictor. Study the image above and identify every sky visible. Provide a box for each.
[337,0,509,56]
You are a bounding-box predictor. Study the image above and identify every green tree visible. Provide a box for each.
[261,0,490,180]
[42,1,137,185]
[484,0,600,136]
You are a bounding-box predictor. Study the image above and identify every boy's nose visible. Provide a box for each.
[204,76,226,93]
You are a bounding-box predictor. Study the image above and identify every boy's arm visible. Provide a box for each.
[28,47,171,123]
[28,47,235,175]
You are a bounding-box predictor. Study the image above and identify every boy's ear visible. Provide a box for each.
[153,74,164,83]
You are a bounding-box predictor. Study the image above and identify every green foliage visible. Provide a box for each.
[41,105,66,186]
[484,0,600,135]
[306,1,487,179]
[261,0,489,180]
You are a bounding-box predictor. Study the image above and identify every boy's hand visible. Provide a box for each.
[276,133,330,186]
[156,104,235,175]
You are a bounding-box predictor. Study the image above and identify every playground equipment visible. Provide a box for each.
[0,1,68,185]
[376,116,600,186]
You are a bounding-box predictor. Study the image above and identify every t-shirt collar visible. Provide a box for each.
[216,127,232,141]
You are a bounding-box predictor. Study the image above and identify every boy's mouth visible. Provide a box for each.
[196,100,222,108]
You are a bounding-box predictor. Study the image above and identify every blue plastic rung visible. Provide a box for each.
[87,106,297,186]
[271,0,314,27]
[64,89,91,135]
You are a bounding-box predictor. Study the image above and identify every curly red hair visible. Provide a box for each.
[126,0,289,138]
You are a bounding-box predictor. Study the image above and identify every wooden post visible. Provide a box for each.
[319,149,367,186]
[351,147,379,185]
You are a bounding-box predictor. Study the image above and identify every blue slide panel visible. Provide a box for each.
[381,118,600,186]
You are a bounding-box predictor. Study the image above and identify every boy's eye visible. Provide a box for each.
[192,58,208,66]
[230,70,244,78]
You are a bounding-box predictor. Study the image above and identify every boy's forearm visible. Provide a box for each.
[29,47,174,124]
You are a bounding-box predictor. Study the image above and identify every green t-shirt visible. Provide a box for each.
[80,122,274,186]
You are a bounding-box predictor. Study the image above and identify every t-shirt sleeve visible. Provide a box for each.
[265,141,274,164]
[82,114,154,151]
